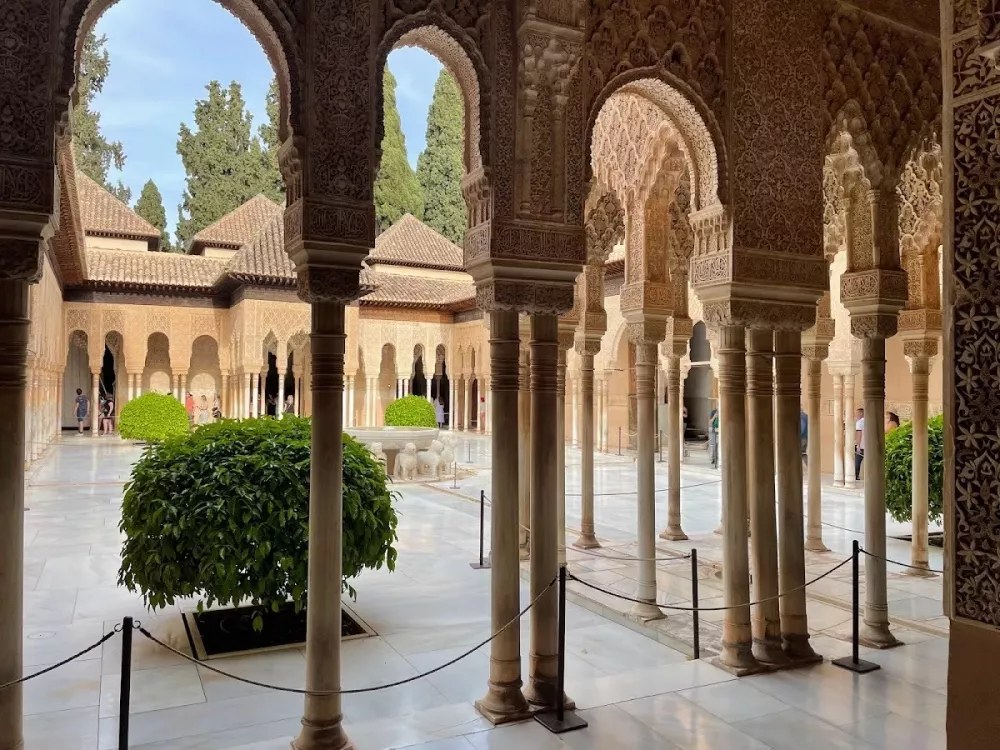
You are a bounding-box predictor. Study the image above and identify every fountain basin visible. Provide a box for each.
[345,426,439,475]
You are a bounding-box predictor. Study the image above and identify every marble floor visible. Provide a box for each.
[19,434,948,749]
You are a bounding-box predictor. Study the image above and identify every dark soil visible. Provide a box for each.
[188,602,366,657]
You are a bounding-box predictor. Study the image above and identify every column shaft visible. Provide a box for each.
[571,376,579,445]
[747,329,784,664]
[844,372,856,488]
[449,379,457,430]
[293,302,353,750]
[909,356,932,573]
[556,346,568,566]
[518,351,531,559]
[832,374,845,486]
[660,356,687,540]
[0,281,29,748]
[91,372,100,436]
[774,331,817,660]
[632,342,664,621]
[526,314,559,707]
[860,337,898,646]
[573,353,600,549]
[805,358,828,551]
[717,325,758,672]
[465,379,473,430]
[476,311,528,722]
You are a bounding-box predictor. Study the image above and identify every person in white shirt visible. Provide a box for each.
[854,407,865,481]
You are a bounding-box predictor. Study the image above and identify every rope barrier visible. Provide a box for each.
[0,629,118,692]
[821,520,865,535]
[566,554,853,613]
[136,574,558,696]
[859,547,944,574]
[562,544,693,564]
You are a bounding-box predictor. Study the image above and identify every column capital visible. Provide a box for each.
[703,300,817,332]
[902,337,939,360]
[841,269,907,339]
[802,344,829,362]
[627,320,667,346]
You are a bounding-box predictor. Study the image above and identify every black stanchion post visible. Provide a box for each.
[691,550,700,661]
[536,567,587,734]
[833,540,879,674]
[470,490,491,569]
[617,427,621,456]
[119,616,133,749]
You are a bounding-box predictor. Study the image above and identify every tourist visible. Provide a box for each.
[267,394,277,417]
[800,408,808,467]
[708,407,719,469]
[185,392,195,425]
[682,405,689,458]
[886,411,900,432]
[198,395,211,425]
[213,394,223,421]
[74,388,89,435]
[855,407,865,481]
[434,397,445,428]
[284,393,294,415]
[101,394,115,435]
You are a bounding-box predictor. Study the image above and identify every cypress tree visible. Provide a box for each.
[73,31,131,203]
[258,78,285,204]
[175,81,272,247]
[375,70,424,233]
[416,71,466,245]
[134,180,173,252]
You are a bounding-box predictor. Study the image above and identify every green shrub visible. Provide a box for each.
[118,416,398,623]
[885,414,944,524]
[384,394,436,427]
[119,392,190,442]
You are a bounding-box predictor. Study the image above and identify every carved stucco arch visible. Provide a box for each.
[826,102,884,192]
[376,19,488,174]
[898,142,942,312]
[586,73,725,212]
[56,0,300,141]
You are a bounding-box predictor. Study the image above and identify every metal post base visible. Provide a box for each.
[535,710,588,734]
[831,656,881,674]
[469,561,491,570]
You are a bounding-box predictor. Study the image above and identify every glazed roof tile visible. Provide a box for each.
[372,214,464,270]
[76,173,159,241]
[84,248,227,290]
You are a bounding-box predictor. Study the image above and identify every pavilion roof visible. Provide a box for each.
[83,248,227,292]
[188,195,283,253]
[76,173,160,245]
[372,214,464,270]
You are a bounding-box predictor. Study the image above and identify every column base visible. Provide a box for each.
[659,527,688,541]
[859,622,902,649]
[804,539,830,552]
[572,533,601,550]
[752,638,790,667]
[629,601,665,622]
[833,479,845,488]
[713,644,763,677]
[781,634,821,663]
[476,683,532,725]
[524,682,576,712]
[713,526,723,536]
[904,563,936,578]
[291,719,355,750]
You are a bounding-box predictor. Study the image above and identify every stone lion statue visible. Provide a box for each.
[369,442,386,465]
[395,442,418,481]
[438,436,456,473]
[417,440,444,478]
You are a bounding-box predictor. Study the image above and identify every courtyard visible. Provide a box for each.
[21,434,946,750]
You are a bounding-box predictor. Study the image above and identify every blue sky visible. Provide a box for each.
[92,0,442,233]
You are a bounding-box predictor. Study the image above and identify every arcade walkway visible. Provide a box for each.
[21,437,945,749]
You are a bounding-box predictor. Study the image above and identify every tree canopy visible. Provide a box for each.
[175,81,275,248]
[416,71,466,246]
[258,79,285,205]
[73,32,131,204]
[134,180,173,252]
[375,70,424,233]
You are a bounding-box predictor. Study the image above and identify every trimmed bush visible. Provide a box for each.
[384,394,436,428]
[885,414,944,524]
[118,416,399,623]
[119,392,190,443]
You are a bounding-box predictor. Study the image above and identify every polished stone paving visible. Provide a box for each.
[20,434,948,749]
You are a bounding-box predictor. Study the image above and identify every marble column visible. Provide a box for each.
[277,368,287,413]
[844,371,857,488]
[746,329,785,664]
[31,369,41,459]
[570,375,579,445]
[91,371,100,436]
[293,301,353,750]
[172,373,180,401]
[526,314,560,707]
[244,374,252,419]
[832,372,845,486]
[804,355,828,552]
[717,325,758,673]
[449,379,457,430]
[908,353,933,575]
[518,348,531,559]
[860,338,898,646]
[774,331,817,661]
[180,372,188,406]
[345,376,355,427]
[476,311,529,723]
[0,280,29,747]
[594,375,603,451]
[660,355,687,540]
[573,348,600,549]
[485,384,492,433]
[396,377,404,400]
[632,337,664,621]
[128,372,135,402]
[556,334,572,566]
[480,383,488,433]
[465,378,473,430]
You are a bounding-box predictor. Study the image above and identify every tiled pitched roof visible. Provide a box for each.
[225,214,296,284]
[362,271,475,309]
[372,214,463,270]
[76,173,159,241]
[84,249,227,291]
[190,195,283,250]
